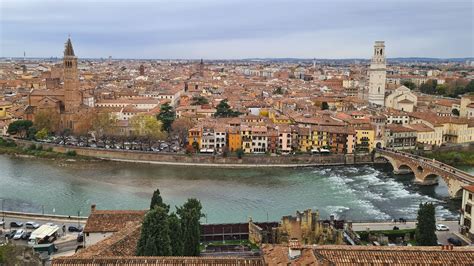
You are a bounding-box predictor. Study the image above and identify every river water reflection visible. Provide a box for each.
[0,155,466,223]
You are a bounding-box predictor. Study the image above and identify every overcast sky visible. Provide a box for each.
[1,0,473,59]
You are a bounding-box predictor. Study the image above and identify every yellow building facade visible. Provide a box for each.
[355,127,375,152]
[0,100,12,118]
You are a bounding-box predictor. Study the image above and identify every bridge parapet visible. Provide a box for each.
[374,148,474,198]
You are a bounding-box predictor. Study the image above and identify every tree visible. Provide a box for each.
[466,80,474,93]
[75,111,95,144]
[236,148,244,159]
[171,118,195,147]
[168,213,183,256]
[58,128,72,145]
[402,80,417,90]
[136,206,172,256]
[214,99,241,118]
[150,188,170,212]
[7,120,33,138]
[435,84,447,96]
[415,202,437,246]
[34,110,60,134]
[131,114,167,149]
[192,141,199,152]
[273,87,284,95]
[419,80,437,95]
[35,128,49,140]
[191,96,209,106]
[157,103,175,133]
[92,112,118,146]
[177,198,203,256]
[0,243,42,265]
[321,102,329,110]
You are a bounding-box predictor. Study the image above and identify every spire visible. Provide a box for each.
[64,37,75,57]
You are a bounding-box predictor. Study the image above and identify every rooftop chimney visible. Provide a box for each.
[288,239,302,260]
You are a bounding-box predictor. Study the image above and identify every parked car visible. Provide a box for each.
[25,221,40,229]
[10,221,23,228]
[436,224,449,231]
[68,225,83,232]
[77,232,84,242]
[21,231,32,240]
[13,229,25,240]
[448,237,463,246]
[6,230,17,239]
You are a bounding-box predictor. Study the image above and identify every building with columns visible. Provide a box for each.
[368,41,387,106]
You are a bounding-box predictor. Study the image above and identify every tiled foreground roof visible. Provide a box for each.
[52,257,265,266]
[74,222,141,258]
[262,244,474,266]
[83,210,147,233]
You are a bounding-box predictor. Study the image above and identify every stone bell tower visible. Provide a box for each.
[63,37,81,112]
[368,41,386,106]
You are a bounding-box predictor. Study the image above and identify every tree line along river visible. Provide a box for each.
[0,154,468,223]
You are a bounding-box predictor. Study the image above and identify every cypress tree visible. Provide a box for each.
[136,206,172,256]
[150,188,170,212]
[168,213,183,256]
[415,202,438,246]
[177,198,203,256]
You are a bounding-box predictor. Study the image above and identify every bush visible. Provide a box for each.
[46,147,53,152]
[28,144,36,150]
[0,138,16,147]
[66,150,77,156]
[357,229,415,242]
[36,145,43,151]
[236,148,244,159]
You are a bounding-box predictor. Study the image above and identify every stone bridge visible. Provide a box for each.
[374,148,474,198]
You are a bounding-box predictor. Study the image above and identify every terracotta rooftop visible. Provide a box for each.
[75,221,141,258]
[463,185,474,193]
[407,123,435,132]
[53,257,264,266]
[262,244,474,266]
[386,124,416,133]
[83,209,147,233]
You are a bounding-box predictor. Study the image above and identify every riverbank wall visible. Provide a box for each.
[1,210,88,222]
[12,139,373,167]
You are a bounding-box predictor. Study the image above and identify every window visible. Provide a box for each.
[466,204,472,215]
[469,193,473,201]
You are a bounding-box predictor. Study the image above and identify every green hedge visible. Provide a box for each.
[357,229,416,241]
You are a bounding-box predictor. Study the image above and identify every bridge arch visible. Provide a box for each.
[454,188,464,198]
[374,154,399,172]
[375,149,474,198]
[398,164,414,174]
[419,173,439,185]
[416,165,424,174]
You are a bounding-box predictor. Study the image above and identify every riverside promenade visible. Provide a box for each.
[12,139,373,168]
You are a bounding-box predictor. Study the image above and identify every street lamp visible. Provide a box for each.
[77,210,81,227]
[1,199,5,229]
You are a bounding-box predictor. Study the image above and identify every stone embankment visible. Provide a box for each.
[13,139,373,168]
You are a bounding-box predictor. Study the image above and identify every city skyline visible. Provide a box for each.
[1,0,473,59]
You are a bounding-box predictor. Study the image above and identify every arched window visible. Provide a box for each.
[378,87,380,93]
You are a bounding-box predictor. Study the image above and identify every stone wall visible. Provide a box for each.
[14,139,373,167]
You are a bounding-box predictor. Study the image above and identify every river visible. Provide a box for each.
[0,154,467,223]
